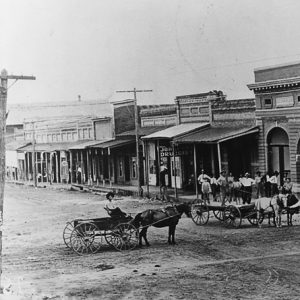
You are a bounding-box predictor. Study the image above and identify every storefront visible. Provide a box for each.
[143,123,209,190]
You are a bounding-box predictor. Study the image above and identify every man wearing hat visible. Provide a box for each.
[217,170,227,205]
[105,192,127,218]
[242,172,255,204]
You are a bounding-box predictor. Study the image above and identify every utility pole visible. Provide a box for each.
[0,69,35,292]
[116,88,152,196]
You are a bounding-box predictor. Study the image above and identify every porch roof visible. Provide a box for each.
[142,123,209,140]
[174,126,259,144]
[117,126,171,137]
[90,138,135,149]
[68,140,111,150]
[18,140,95,152]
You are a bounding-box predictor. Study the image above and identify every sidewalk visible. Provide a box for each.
[6,179,198,202]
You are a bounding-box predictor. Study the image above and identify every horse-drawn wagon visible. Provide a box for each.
[190,200,260,228]
[63,216,139,255]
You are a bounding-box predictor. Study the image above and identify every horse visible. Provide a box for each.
[254,196,281,228]
[276,193,299,226]
[131,202,191,247]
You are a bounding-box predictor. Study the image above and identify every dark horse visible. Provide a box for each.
[131,203,191,246]
[277,193,299,226]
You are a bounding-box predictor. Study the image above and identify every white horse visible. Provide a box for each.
[254,196,281,228]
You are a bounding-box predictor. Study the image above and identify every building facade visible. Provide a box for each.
[248,61,300,191]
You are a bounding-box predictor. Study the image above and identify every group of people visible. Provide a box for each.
[197,169,293,205]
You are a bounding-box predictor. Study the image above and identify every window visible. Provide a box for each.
[298,96,300,103]
[264,98,272,108]
[190,107,199,115]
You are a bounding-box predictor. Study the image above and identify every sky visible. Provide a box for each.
[2,0,300,106]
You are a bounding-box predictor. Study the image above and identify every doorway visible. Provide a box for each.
[267,127,290,185]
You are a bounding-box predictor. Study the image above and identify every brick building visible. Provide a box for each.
[248,61,300,191]
[142,91,259,196]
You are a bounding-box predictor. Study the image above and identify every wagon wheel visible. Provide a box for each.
[104,230,119,247]
[247,212,259,226]
[191,199,209,225]
[223,205,242,228]
[70,222,103,255]
[63,222,74,248]
[110,223,139,251]
[213,210,224,221]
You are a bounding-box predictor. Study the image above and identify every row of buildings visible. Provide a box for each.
[6,61,300,194]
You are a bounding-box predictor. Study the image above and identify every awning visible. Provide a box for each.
[18,141,95,152]
[117,126,171,138]
[90,138,135,149]
[142,123,209,140]
[68,140,111,150]
[174,126,259,144]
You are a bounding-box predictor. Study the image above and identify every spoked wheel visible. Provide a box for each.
[213,210,224,221]
[104,230,119,247]
[110,223,139,251]
[70,222,103,255]
[224,205,242,228]
[247,212,259,226]
[63,222,74,248]
[191,199,209,225]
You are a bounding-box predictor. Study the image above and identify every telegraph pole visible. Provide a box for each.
[116,88,152,196]
[0,69,35,292]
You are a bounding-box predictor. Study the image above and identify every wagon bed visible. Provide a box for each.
[63,216,139,255]
[191,200,259,228]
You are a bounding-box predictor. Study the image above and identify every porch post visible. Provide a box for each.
[211,145,216,175]
[26,152,30,181]
[55,152,59,183]
[45,152,48,183]
[217,142,222,174]
[41,152,44,183]
[145,141,150,197]
[193,143,199,199]
[172,141,178,200]
[157,140,160,187]
[76,151,79,183]
[80,151,84,183]
[86,149,91,185]
[70,150,73,184]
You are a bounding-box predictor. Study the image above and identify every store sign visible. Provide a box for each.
[275,95,294,108]
[160,146,192,157]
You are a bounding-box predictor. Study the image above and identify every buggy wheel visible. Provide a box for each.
[104,230,119,247]
[213,210,224,221]
[247,212,259,226]
[224,205,242,228]
[191,199,209,225]
[63,222,74,248]
[70,222,103,255]
[110,223,139,251]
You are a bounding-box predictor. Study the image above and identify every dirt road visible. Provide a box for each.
[2,184,300,299]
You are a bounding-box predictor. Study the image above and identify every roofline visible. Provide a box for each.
[254,61,300,72]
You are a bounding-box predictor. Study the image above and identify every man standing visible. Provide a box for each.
[198,169,211,199]
[217,170,227,205]
[227,172,234,202]
[159,163,168,201]
[242,172,255,204]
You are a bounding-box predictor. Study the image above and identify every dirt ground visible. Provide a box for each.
[2,183,300,300]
